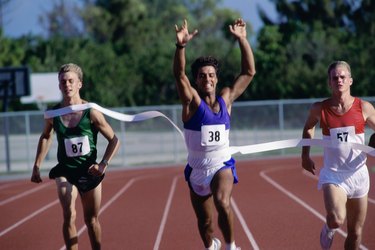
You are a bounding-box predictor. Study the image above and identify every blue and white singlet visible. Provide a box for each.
[183,96,232,169]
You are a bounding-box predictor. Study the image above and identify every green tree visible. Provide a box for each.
[0,32,27,66]
[255,0,375,99]
[60,0,247,106]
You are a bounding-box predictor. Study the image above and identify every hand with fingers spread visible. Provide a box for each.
[175,19,198,47]
[229,18,247,39]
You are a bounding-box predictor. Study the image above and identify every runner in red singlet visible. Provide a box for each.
[301,61,375,249]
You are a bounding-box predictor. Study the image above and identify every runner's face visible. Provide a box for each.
[328,66,352,94]
[59,71,82,98]
[196,66,218,95]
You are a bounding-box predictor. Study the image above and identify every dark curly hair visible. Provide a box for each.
[191,56,220,80]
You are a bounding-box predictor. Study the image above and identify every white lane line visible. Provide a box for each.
[368,197,375,204]
[0,182,53,206]
[231,198,260,250]
[153,176,179,250]
[59,177,138,250]
[260,167,368,250]
[99,178,136,214]
[0,199,59,237]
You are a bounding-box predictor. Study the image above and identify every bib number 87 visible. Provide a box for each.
[64,135,90,157]
[71,142,83,153]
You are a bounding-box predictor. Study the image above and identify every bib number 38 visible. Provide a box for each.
[201,124,228,146]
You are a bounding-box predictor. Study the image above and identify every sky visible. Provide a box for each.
[2,0,277,38]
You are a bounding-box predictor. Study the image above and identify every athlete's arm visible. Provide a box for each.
[301,102,322,175]
[221,18,255,111]
[362,100,375,130]
[362,100,375,148]
[173,19,200,122]
[89,109,120,175]
[31,119,54,183]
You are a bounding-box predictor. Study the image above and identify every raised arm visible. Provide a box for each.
[222,18,256,105]
[173,19,199,121]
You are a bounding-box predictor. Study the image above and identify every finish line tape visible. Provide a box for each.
[44,102,184,139]
[44,103,375,157]
[228,138,375,156]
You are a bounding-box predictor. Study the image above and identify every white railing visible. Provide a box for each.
[1,98,374,173]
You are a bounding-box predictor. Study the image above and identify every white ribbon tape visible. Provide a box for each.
[229,138,375,157]
[44,103,375,157]
[44,102,184,139]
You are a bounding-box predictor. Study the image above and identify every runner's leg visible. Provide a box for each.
[345,196,368,249]
[56,177,79,250]
[211,168,235,244]
[81,182,102,250]
[190,191,215,248]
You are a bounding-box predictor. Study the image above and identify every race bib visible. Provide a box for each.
[330,126,356,143]
[201,124,228,146]
[64,135,90,157]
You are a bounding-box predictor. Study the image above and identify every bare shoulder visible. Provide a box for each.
[46,117,54,126]
[361,99,375,111]
[303,101,323,126]
[310,101,323,115]
[311,101,323,109]
[90,108,106,123]
[219,87,232,105]
[361,99,375,119]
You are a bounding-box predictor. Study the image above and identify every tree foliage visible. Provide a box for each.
[1,0,375,111]
[255,0,375,99]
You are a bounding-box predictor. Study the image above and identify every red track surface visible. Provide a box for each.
[1,156,374,249]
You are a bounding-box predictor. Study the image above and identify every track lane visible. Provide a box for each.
[0,157,374,249]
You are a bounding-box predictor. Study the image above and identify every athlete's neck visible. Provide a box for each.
[62,96,83,107]
[330,94,355,114]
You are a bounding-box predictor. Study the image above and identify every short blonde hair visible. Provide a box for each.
[327,61,351,77]
[58,63,83,82]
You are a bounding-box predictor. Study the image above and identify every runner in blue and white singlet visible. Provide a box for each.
[174,18,256,250]
[184,96,237,196]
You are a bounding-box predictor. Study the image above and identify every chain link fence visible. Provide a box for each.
[1,98,374,174]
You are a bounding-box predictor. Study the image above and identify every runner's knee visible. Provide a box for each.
[214,197,231,215]
[347,222,364,237]
[326,212,345,229]
[63,209,76,224]
[347,228,362,241]
[84,215,99,227]
[197,216,213,231]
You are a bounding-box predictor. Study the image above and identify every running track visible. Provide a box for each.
[1,156,374,250]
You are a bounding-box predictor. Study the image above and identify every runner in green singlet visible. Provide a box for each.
[31,63,120,250]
